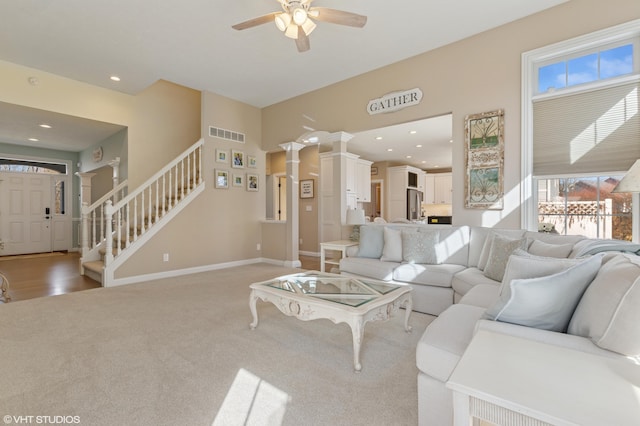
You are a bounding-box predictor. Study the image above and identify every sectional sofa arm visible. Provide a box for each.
[474,319,622,359]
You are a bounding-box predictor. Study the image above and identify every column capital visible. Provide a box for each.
[328,131,354,143]
[279,142,306,152]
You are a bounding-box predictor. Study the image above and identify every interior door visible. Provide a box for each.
[0,172,52,255]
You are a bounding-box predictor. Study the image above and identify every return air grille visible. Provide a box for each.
[209,126,245,143]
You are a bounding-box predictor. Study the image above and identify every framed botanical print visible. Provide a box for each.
[464,109,504,210]
[247,155,257,168]
[233,174,243,187]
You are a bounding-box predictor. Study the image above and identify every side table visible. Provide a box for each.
[319,240,358,272]
[446,330,640,426]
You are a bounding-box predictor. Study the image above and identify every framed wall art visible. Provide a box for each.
[215,169,229,189]
[464,109,504,210]
[216,149,228,163]
[247,173,258,192]
[232,150,244,168]
[247,155,257,168]
[300,179,314,199]
[233,174,244,187]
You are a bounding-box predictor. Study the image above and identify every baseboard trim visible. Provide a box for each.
[109,257,297,287]
[299,250,320,257]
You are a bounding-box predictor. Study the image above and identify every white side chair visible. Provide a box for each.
[373,217,387,224]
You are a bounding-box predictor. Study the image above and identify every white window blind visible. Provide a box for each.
[533,81,640,176]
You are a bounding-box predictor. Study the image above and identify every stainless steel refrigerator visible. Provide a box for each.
[407,189,423,221]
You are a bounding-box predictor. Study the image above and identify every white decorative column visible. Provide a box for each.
[279,142,305,268]
[331,131,354,239]
[108,157,121,196]
[75,172,97,206]
[75,172,96,260]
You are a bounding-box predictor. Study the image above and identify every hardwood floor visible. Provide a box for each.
[0,252,322,303]
[0,252,100,303]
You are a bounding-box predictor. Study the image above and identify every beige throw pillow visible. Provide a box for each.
[483,235,527,282]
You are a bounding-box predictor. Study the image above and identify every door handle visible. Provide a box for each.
[45,207,50,219]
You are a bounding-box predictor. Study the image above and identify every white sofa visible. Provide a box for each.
[339,223,640,425]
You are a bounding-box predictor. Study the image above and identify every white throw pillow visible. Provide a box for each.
[568,254,640,356]
[483,235,527,282]
[357,226,384,259]
[402,229,438,264]
[527,239,574,258]
[477,234,495,271]
[380,227,403,262]
[484,253,604,332]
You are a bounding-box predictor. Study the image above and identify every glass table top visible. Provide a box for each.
[260,272,403,307]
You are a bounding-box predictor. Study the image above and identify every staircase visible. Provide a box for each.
[80,139,204,286]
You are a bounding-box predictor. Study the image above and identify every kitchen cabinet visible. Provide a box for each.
[387,165,426,220]
[424,172,452,204]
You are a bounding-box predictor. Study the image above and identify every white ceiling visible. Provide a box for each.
[0,0,567,163]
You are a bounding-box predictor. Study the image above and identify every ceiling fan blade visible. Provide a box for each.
[311,7,367,28]
[296,27,310,52]
[232,12,279,31]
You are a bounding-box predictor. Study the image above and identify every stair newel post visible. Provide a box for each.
[104,200,115,265]
[81,202,90,258]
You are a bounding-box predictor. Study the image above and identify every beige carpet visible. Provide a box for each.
[0,263,434,426]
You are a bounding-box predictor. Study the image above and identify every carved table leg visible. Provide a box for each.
[402,295,413,333]
[350,317,365,372]
[249,290,259,330]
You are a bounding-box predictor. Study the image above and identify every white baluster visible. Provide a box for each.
[104,200,114,265]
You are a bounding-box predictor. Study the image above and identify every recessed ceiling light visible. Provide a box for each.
[409,130,417,134]
[416,144,422,148]
[110,75,121,82]
[28,138,39,142]
[375,136,383,140]
[406,155,412,159]
[387,148,393,152]
[449,139,453,143]
[39,124,52,129]
[421,161,427,164]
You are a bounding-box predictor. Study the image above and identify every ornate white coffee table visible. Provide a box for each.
[249,271,413,372]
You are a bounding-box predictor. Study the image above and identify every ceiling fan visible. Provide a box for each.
[232,0,367,53]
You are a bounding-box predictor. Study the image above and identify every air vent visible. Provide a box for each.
[209,126,245,143]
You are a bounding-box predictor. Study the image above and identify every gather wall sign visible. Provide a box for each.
[367,88,423,115]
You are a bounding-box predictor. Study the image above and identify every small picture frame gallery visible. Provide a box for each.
[215,148,258,191]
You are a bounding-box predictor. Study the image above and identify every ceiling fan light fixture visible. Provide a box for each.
[275,13,291,32]
[301,18,316,36]
[292,7,307,25]
[285,24,299,39]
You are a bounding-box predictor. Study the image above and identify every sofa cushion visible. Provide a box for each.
[431,226,470,266]
[339,257,397,281]
[451,267,500,297]
[416,303,487,382]
[500,249,585,287]
[483,235,527,281]
[473,228,526,270]
[527,239,574,258]
[568,254,640,356]
[356,225,384,258]
[380,227,403,262]
[484,254,604,332]
[402,229,439,264]
[393,263,465,288]
[458,284,500,309]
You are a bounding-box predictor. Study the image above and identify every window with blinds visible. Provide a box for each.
[533,81,640,176]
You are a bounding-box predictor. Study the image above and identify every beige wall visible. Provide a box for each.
[262,0,640,229]
[129,80,201,187]
[115,91,264,277]
[299,145,320,253]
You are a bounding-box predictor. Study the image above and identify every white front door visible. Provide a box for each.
[0,172,70,256]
